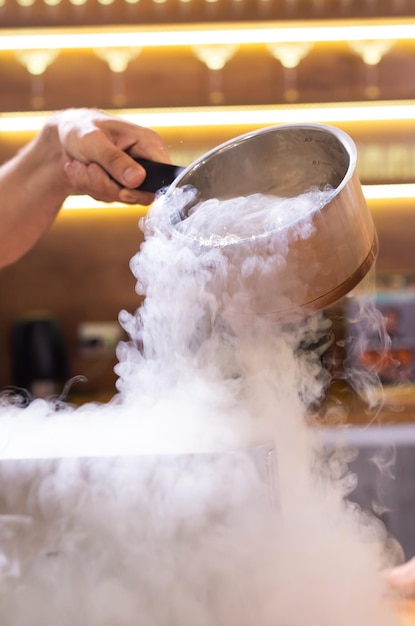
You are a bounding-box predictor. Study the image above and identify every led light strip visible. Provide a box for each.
[0,18,415,50]
[62,197,137,210]
[1,101,415,133]
[61,184,415,211]
[363,183,415,201]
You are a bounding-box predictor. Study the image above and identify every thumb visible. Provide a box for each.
[100,149,147,189]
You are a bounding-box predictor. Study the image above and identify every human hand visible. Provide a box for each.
[384,557,415,596]
[51,108,171,205]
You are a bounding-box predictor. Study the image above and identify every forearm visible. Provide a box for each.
[0,119,72,269]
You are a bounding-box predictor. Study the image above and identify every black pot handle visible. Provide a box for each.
[132,157,185,193]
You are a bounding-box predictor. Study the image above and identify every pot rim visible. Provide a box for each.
[160,122,358,249]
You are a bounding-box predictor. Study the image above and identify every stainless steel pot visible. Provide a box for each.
[154,123,377,321]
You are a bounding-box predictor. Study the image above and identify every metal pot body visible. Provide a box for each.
[158,123,377,320]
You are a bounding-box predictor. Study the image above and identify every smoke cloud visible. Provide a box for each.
[0,190,401,625]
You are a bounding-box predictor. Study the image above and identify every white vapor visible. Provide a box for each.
[0,190,401,625]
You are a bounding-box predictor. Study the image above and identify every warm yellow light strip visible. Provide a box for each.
[2,101,415,133]
[363,184,415,201]
[62,197,136,211]
[121,102,415,127]
[62,184,415,211]
[0,18,415,50]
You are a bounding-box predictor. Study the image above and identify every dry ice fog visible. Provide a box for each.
[0,186,402,625]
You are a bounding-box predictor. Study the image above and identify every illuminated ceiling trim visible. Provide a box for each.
[1,100,415,133]
[61,184,415,211]
[0,17,415,50]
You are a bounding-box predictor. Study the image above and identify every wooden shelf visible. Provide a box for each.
[0,0,414,28]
